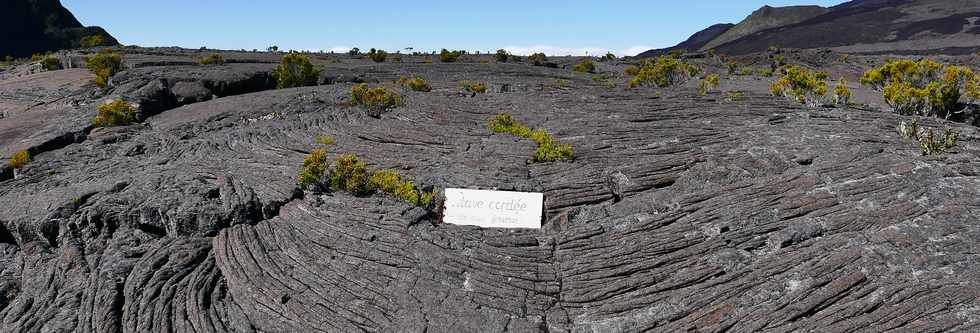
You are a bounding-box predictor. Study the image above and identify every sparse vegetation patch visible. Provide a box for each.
[86,50,123,88]
[296,151,435,207]
[628,55,700,88]
[699,74,720,95]
[572,59,596,73]
[439,49,464,62]
[80,35,106,48]
[200,53,225,65]
[898,119,958,155]
[769,65,828,105]
[40,56,61,71]
[487,113,574,162]
[398,76,431,92]
[861,59,979,117]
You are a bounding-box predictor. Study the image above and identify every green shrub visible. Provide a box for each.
[297,148,329,190]
[348,48,360,56]
[601,52,616,61]
[861,59,979,117]
[315,135,335,145]
[628,55,700,88]
[85,50,123,88]
[495,49,510,62]
[40,56,61,71]
[398,76,431,92]
[572,59,595,73]
[93,100,137,127]
[80,35,106,48]
[273,53,320,88]
[698,74,720,95]
[528,53,548,66]
[439,49,464,62]
[368,48,387,62]
[624,65,640,76]
[200,53,225,65]
[351,84,403,110]
[8,150,30,169]
[461,80,487,94]
[328,154,372,195]
[769,65,828,105]
[833,78,851,105]
[487,113,573,162]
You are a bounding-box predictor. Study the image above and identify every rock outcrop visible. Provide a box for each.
[1,48,979,332]
[645,0,980,56]
[701,5,830,51]
[0,0,118,58]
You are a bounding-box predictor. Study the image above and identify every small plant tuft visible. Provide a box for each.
[351,84,403,111]
[461,80,487,94]
[297,148,329,190]
[8,150,31,169]
[315,135,335,145]
[329,154,373,196]
[93,100,137,127]
[833,78,851,105]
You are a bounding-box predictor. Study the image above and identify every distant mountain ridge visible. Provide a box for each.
[0,0,118,58]
[642,0,980,56]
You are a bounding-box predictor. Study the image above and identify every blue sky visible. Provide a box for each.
[62,0,846,56]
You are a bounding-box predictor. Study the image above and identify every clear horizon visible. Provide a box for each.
[62,0,846,56]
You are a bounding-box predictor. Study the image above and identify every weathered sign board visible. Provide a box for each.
[443,188,543,229]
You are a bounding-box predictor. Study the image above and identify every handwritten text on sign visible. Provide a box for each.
[443,188,543,229]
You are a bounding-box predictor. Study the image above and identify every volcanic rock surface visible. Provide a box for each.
[1,48,980,332]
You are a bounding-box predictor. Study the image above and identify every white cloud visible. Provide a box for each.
[499,45,656,57]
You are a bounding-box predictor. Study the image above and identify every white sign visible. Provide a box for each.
[443,188,543,229]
